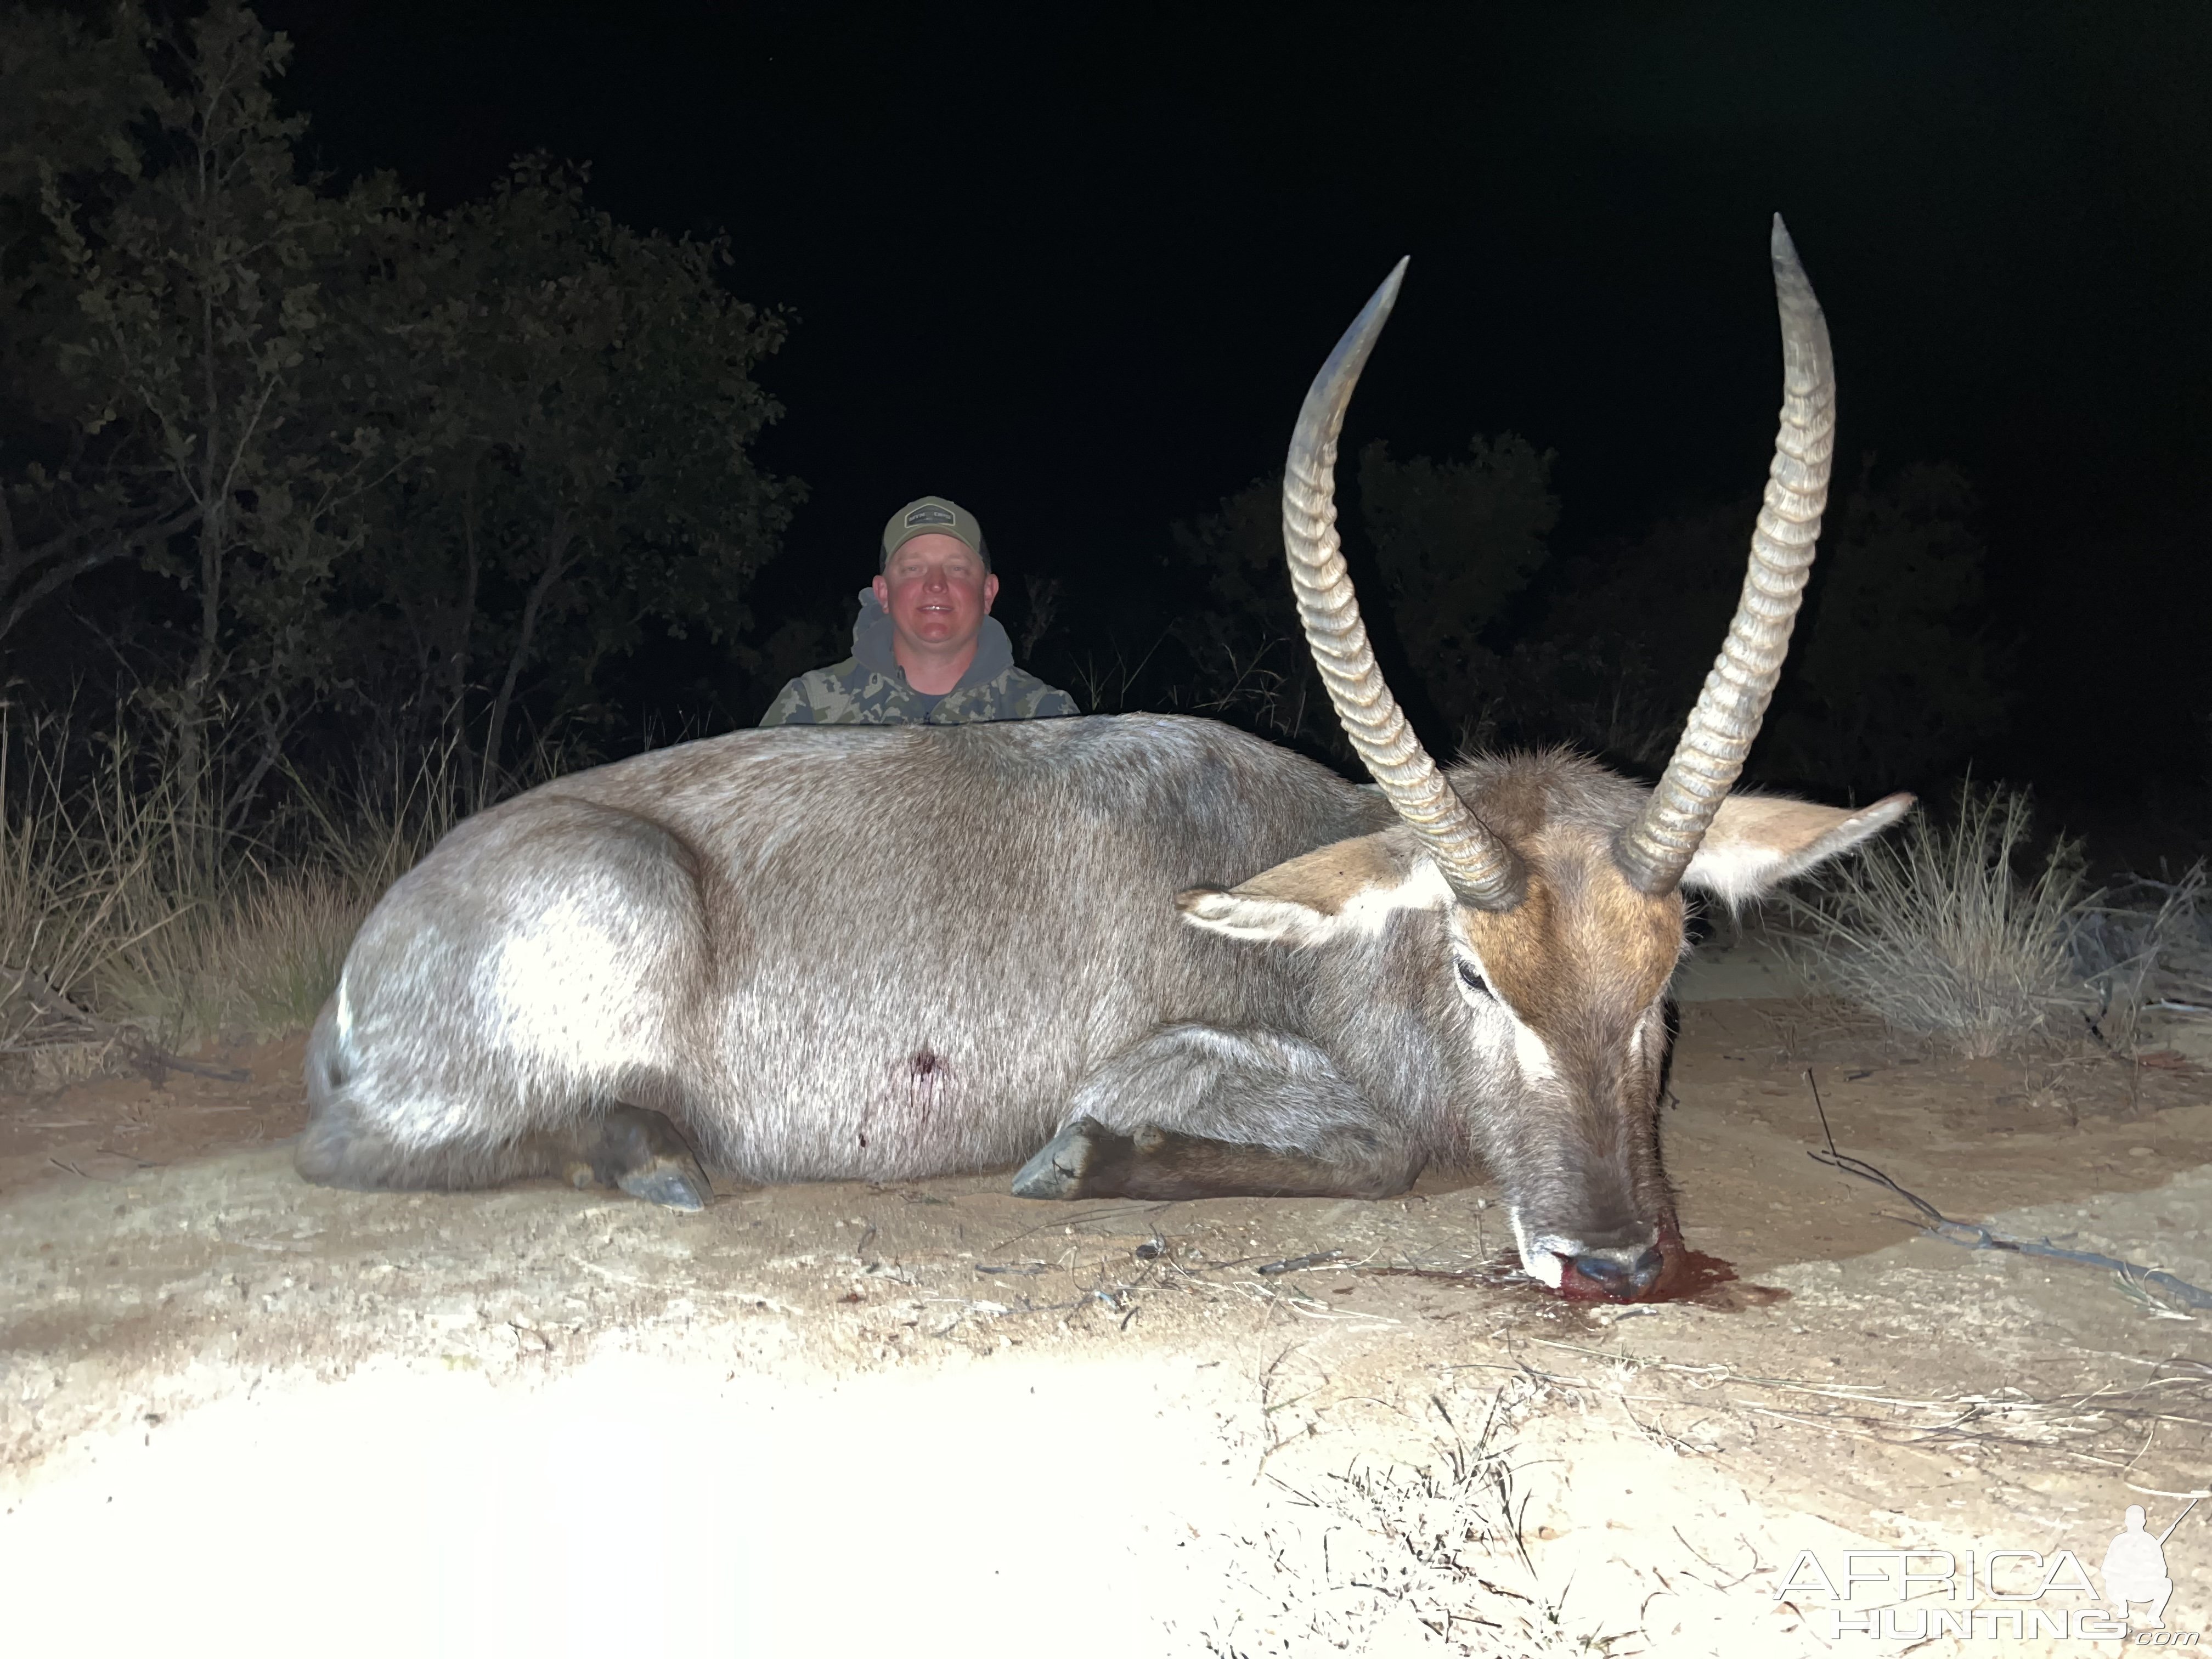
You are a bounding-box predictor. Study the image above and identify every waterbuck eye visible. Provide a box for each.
[1455,961,1490,997]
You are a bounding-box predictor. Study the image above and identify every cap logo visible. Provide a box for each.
[903,504,957,528]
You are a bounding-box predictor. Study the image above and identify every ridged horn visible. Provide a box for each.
[1615,216,1838,896]
[1282,259,1526,911]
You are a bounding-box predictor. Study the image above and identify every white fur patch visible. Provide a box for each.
[1681,792,1916,905]
[1510,1018,1560,1086]
[1508,1206,1570,1288]
[489,899,649,1073]
[334,969,354,1049]
[1180,857,1453,947]
[1331,857,1454,935]
[1174,891,1324,944]
[1458,943,1562,1086]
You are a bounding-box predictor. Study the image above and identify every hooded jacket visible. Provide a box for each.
[759,588,1079,726]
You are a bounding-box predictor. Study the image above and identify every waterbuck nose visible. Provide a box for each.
[1570,1244,1664,1300]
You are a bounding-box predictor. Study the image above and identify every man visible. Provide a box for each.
[760,495,1079,726]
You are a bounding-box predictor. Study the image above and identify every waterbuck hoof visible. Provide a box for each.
[599,1105,713,1212]
[618,1161,712,1212]
[1011,1118,1110,1200]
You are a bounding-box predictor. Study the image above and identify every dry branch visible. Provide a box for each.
[0,963,249,1084]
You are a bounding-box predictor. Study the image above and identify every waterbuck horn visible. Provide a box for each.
[1615,216,1838,896]
[1283,259,1526,911]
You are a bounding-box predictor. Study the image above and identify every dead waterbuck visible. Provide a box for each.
[301,218,1908,1299]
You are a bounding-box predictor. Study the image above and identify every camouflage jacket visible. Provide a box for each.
[759,589,1080,726]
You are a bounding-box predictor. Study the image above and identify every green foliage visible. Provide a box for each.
[27,3,421,862]
[1462,496,1755,771]
[0,0,796,831]
[0,0,798,1052]
[342,157,797,799]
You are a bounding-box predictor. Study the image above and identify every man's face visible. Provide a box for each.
[873,533,998,653]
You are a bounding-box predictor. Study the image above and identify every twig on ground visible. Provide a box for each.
[1,963,250,1084]
[1258,1249,1346,1276]
[1802,1066,2212,1311]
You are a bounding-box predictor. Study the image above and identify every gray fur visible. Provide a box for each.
[306,716,1397,1179]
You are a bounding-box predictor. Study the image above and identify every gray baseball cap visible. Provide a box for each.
[881,495,989,572]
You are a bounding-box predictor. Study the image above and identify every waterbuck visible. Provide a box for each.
[301,218,1908,1299]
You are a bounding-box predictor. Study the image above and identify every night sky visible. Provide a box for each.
[255,2,2211,815]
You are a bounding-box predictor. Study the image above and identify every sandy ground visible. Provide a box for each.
[3,940,2210,1657]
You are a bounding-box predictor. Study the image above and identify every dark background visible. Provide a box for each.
[233,3,2212,842]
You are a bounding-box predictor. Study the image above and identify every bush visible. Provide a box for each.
[1782,782,2089,1057]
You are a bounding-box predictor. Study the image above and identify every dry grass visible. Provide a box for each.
[1202,1387,1623,1657]
[2070,864,2211,1051]
[93,868,373,1048]
[1459,1339,2212,1470]
[1779,782,2089,1058]
[1,712,475,1075]
[1,714,191,1058]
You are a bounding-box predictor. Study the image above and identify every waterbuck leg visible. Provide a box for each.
[296,1102,712,1212]
[1012,1116,1416,1201]
[1012,1023,1421,1201]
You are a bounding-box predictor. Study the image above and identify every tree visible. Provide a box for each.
[1511,495,1758,766]
[1169,433,1558,754]
[341,159,797,801]
[24,3,413,860]
[1520,461,2007,792]
[2,3,798,834]
[1167,471,1339,749]
[1773,460,2010,792]
[0,3,176,649]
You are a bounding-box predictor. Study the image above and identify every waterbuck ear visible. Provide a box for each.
[1177,829,1453,946]
[1680,792,1916,905]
